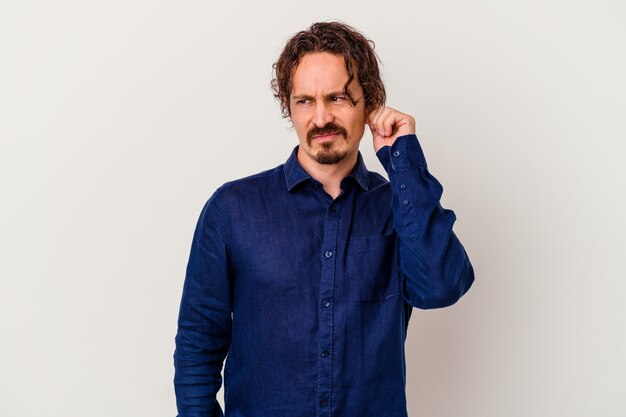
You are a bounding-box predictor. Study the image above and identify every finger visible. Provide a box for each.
[370,107,391,137]
[374,106,385,126]
[367,106,386,128]
[367,122,377,137]
[378,111,403,137]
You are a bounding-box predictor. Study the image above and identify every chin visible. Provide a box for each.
[314,150,347,165]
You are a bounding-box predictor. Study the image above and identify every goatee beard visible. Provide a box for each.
[307,123,348,165]
[314,141,348,165]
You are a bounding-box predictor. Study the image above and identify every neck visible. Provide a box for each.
[297,149,358,200]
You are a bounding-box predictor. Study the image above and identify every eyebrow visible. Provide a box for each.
[291,91,347,100]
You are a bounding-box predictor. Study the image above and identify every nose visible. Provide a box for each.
[312,100,335,128]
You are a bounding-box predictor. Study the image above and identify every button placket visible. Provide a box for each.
[317,196,339,414]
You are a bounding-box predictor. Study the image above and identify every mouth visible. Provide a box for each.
[312,133,338,142]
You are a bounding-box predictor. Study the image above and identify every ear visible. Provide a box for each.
[365,102,376,116]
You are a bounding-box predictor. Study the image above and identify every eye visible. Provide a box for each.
[330,96,346,102]
[295,98,311,105]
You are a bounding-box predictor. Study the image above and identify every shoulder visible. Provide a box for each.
[211,163,286,204]
[196,164,285,235]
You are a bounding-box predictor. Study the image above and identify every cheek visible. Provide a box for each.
[342,109,366,129]
[347,115,366,136]
[293,120,310,143]
[290,116,306,133]
[352,125,365,141]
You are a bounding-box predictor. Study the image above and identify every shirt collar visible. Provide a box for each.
[283,145,369,192]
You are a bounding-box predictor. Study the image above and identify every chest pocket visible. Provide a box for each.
[345,234,401,302]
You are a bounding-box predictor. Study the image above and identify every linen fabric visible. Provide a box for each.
[174,134,475,417]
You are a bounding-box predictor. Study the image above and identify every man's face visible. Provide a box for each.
[289,52,367,166]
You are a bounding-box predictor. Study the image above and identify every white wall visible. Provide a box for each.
[1,1,625,416]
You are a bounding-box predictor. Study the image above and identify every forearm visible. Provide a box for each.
[377,134,475,309]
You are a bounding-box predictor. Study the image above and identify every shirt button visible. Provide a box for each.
[400,184,406,190]
[321,350,329,357]
[331,206,337,212]
[324,251,333,258]
[392,150,400,157]
[322,299,331,307]
[320,399,328,407]
[402,200,409,206]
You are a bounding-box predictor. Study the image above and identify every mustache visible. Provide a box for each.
[307,123,347,143]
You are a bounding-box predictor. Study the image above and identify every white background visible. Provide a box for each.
[1,1,625,416]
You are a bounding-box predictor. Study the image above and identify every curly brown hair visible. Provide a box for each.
[271,21,386,120]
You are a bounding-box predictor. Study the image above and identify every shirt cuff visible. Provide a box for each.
[375,134,427,173]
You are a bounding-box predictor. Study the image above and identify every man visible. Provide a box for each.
[174,21,474,417]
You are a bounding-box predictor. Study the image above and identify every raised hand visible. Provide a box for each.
[366,106,416,152]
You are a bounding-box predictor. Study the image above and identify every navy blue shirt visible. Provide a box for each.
[174,134,474,417]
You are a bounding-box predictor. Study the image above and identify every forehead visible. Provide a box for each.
[291,52,358,96]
